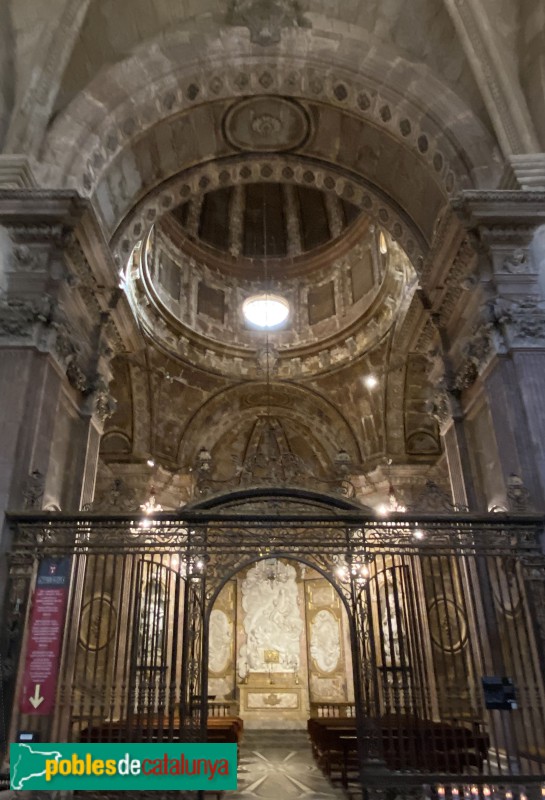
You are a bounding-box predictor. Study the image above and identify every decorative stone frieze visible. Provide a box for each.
[113,154,425,267]
[485,295,545,347]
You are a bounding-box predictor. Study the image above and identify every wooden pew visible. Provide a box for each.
[79,715,244,749]
[308,715,489,778]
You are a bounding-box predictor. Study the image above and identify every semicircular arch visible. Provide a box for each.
[178,381,364,466]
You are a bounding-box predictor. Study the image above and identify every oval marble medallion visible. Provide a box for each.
[79,596,117,651]
[428,598,468,653]
[224,97,310,152]
[310,609,341,674]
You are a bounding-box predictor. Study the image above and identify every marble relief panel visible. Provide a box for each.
[208,581,236,700]
[310,609,341,673]
[238,560,303,677]
[305,579,348,702]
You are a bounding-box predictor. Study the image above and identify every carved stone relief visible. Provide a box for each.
[305,578,347,702]
[487,295,545,346]
[209,609,232,675]
[22,470,45,510]
[238,560,303,677]
[226,0,311,46]
[309,609,341,674]
[501,248,530,274]
[246,691,299,709]
[224,97,310,151]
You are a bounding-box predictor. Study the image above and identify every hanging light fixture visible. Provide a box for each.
[139,486,163,528]
[376,458,406,515]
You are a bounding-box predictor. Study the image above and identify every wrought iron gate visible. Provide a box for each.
[2,490,545,796]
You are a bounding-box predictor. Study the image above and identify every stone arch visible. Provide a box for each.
[182,487,371,743]
[112,153,428,268]
[178,381,363,466]
[205,551,352,624]
[38,27,502,263]
[187,485,368,513]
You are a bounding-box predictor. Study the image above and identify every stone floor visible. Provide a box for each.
[225,729,357,800]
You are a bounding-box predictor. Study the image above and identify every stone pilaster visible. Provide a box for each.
[452,190,545,508]
[0,190,132,525]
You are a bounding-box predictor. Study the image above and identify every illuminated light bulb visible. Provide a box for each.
[483,787,491,798]
[504,792,513,800]
[361,565,370,578]
[377,504,389,517]
[437,788,446,798]
[147,458,155,467]
[414,528,425,540]
[195,560,204,571]
[170,554,179,571]
[451,790,459,799]
[364,374,378,390]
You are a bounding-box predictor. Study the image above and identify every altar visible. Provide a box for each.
[235,560,310,728]
[238,671,307,728]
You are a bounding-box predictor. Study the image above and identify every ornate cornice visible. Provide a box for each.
[0,189,88,226]
[453,190,545,233]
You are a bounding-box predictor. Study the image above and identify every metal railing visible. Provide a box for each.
[1,505,544,795]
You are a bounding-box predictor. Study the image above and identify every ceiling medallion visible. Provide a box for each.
[224,96,310,152]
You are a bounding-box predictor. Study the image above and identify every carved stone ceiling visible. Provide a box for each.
[52,0,490,131]
[88,3,452,503]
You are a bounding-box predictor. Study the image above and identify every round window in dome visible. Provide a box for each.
[242,295,290,329]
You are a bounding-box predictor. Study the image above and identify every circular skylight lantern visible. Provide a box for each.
[242,295,290,329]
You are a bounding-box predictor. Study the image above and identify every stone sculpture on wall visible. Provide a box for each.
[226,0,311,46]
[209,609,232,674]
[238,560,303,678]
[309,609,340,674]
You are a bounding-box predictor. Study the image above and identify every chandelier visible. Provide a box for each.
[139,486,163,528]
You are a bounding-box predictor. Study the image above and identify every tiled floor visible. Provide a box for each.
[227,730,353,800]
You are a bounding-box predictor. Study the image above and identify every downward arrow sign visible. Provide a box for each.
[29,684,44,709]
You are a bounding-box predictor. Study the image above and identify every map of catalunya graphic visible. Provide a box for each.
[11,744,62,790]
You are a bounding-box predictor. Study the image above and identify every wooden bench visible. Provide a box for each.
[307,717,358,784]
[78,715,244,749]
[308,715,489,777]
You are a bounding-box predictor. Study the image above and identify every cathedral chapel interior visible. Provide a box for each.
[1,0,545,792]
